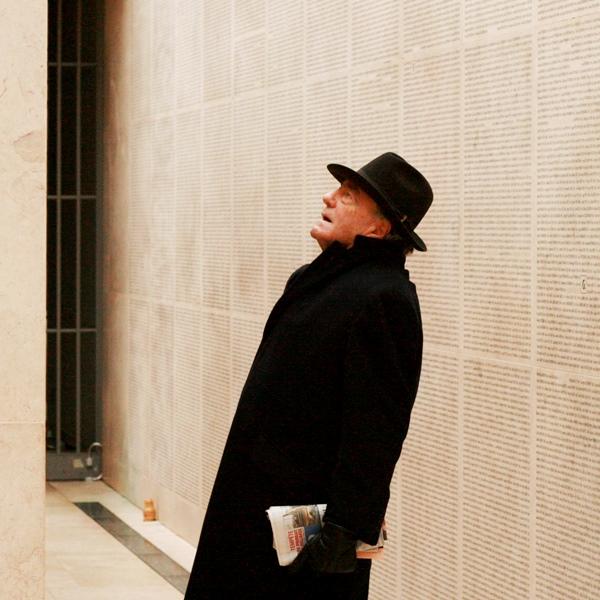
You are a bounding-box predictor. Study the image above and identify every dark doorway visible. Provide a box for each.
[46,0,103,479]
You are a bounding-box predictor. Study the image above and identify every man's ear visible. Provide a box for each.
[365,217,392,240]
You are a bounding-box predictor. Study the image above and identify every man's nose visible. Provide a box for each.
[323,191,335,206]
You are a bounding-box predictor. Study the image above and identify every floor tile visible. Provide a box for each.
[46,485,186,599]
[74,501,190,593]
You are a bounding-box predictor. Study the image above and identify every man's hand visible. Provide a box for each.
[287,521,357,575]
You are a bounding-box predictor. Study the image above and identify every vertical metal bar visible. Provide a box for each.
[56,0,63,455]
[75,0,82,453]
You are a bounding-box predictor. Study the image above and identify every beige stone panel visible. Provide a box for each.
[130,0,153,120]
[398,350,459,599]
[104,1,131,296]
[175,0,203,108]
[173,307,202,505]
[103,180,129,293]
[103,140,130,294]
[102,291,129,481]
[104,0,133,129]
[0,423,45,598]
[0,310,46,423]
[0,3,47,140]
[0,0,46,424]
[163,492,203,548]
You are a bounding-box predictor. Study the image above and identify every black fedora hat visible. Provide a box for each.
[327,152,433,251]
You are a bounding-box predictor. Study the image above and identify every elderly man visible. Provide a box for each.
[185,152,433,600]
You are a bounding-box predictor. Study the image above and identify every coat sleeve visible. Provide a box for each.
[324,291,422,545]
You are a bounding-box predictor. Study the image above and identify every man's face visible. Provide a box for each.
[310,179,391,250]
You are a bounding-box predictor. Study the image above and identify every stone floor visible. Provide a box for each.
[45,481,197,599]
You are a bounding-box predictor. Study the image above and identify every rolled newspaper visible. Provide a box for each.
[266,504,386,567]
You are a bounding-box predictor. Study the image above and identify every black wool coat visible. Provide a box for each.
[185,235,423,600]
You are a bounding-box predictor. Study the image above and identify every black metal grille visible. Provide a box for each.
[47,0,101,468]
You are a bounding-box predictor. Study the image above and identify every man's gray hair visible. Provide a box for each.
[375,208,415,255]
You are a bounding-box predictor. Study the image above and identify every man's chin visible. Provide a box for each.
[310,228,332,251]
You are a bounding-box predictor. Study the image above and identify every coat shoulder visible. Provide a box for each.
[284,263,310,292]
[340,261,422,332]
[345,260,416,302]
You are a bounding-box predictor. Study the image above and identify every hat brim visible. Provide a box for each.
[327,163,427,252]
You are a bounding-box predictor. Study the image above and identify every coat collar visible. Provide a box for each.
[347,234,409,263]
[293,236,407,291]
[261,236,407,339]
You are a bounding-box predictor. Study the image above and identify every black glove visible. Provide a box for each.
[287,521,357,575]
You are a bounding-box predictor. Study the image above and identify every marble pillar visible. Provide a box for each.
[0,1,47,598]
